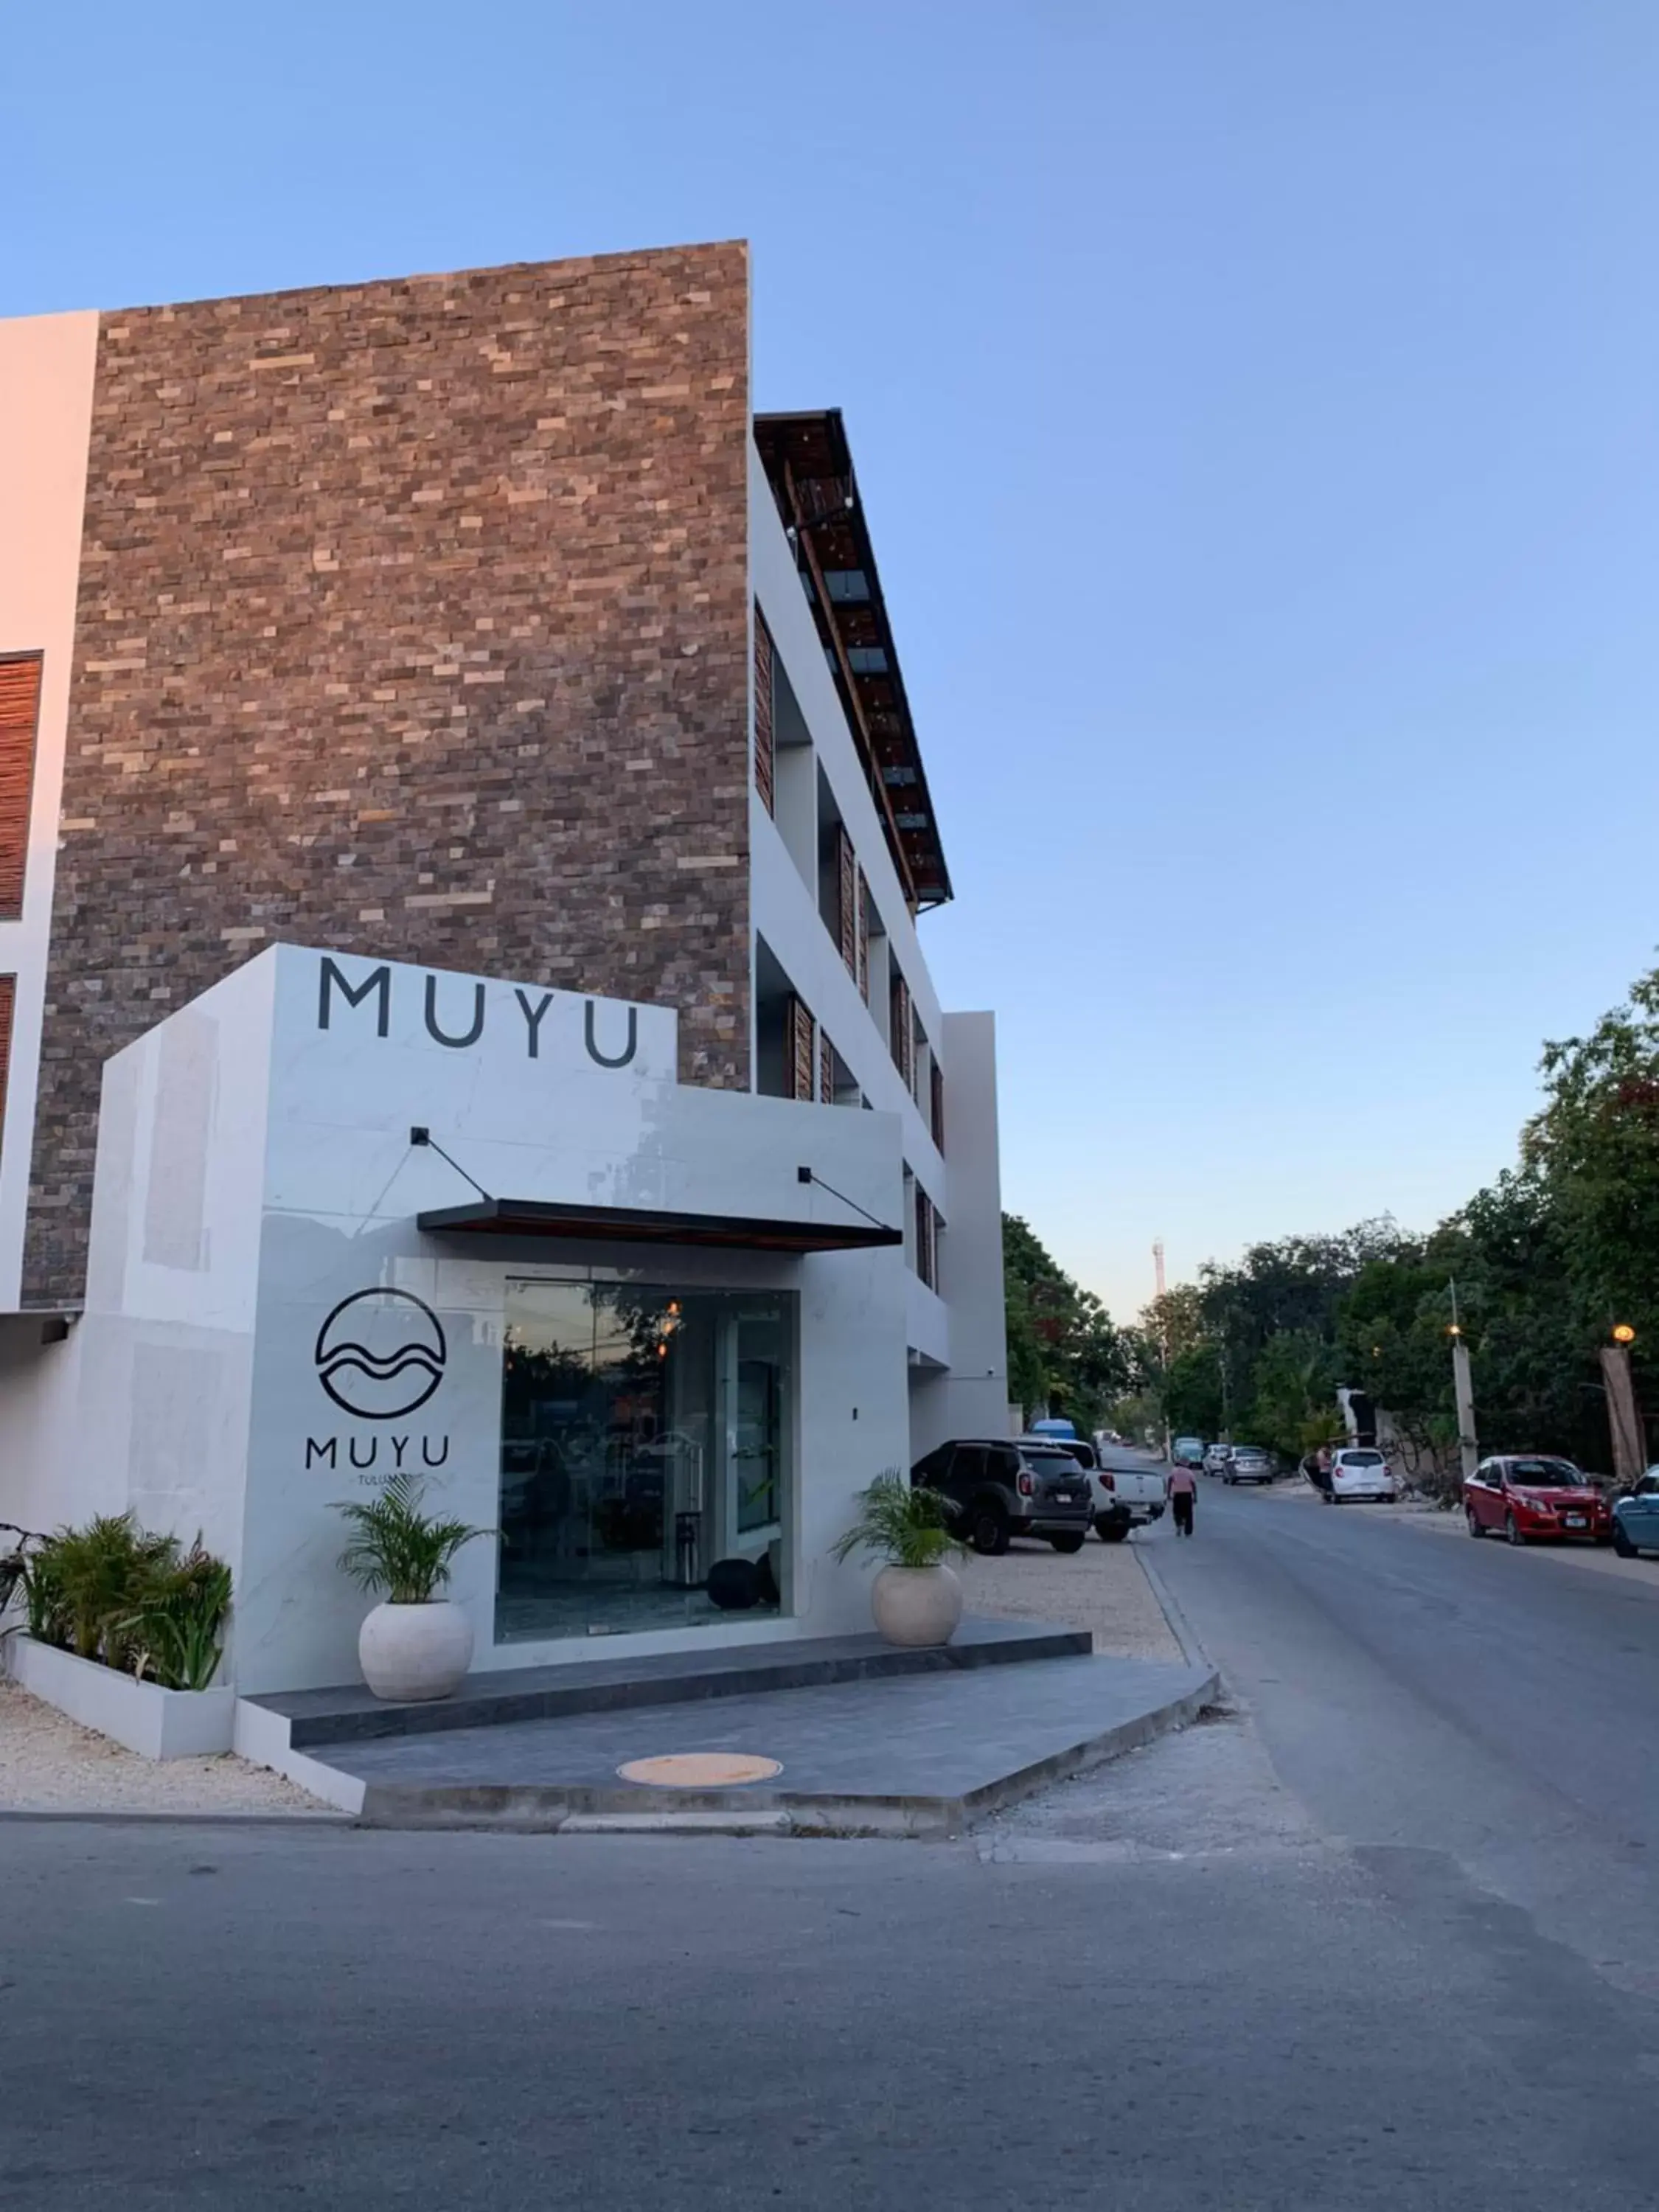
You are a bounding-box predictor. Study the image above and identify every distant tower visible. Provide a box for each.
[1153,1240,1166,1302]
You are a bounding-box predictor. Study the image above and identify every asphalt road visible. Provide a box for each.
[1151,1471,1659,1997]
[4,1477,1659,2210]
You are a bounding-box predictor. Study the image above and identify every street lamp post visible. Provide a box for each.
[1601,1324,1644,1488]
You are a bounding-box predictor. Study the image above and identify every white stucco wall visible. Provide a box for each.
[0,309,99,1310]
[1,945,914,1694]
[747,442,1009,1447]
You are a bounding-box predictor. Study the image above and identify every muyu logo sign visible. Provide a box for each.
[315,1288,448,1420]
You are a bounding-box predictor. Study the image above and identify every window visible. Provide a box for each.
[0,975,13,1166]
[787,994,815,1102]
[914,1185,937,1290]
[856,869,871,1003]
[952,1445,988,1486]
[890,970,914,1087]
[753,611,776,816]
[931,1061,945,1151]
[836,827,858,978]
[0,655,42,919]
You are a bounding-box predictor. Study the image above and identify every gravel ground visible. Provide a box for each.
[0,1683,328,1815]
[957,1529,1185,1661]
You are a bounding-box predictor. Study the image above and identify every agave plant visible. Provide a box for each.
[122,1545,235,1692]
[334,1473,493,1604]
[831,1470,965,1571]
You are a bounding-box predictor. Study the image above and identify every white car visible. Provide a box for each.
[1203,1444,1232,1476]
[1327,1447,1399,1503]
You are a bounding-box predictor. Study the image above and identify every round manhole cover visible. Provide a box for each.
[616,1753,782,1788]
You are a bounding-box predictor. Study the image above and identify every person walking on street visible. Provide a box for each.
[1169,1462,1197,1537]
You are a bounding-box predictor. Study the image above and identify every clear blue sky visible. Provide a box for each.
[12,1,1658,1320]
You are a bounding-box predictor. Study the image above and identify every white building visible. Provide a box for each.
[0,246,1009,1693]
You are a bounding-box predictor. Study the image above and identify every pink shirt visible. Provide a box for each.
[1168,1468,1197,1496]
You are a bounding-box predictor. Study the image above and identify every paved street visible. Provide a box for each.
[1151,1470,1659,1997]
[5,1478,1659,2210]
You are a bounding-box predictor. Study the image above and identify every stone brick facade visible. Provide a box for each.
[24,243,753,1304]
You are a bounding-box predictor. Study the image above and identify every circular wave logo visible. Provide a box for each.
[315,1288,448,1421]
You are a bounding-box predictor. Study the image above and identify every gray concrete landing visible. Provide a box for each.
[318,1653,1219,1837]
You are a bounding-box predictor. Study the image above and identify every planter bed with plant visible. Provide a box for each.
[833,1472,967,1648]
[2,1514,236,1761]
[335,1473,493,1703]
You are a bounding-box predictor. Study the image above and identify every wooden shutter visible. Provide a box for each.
[931,1060,945,1151]
[0,975,13,1167]
[0,655,43,919]
[890,970,913,1088]
[914,1186,936,1289]
[753,612,776,816]
[819,1027,835,1107]
[836,827,858,977]
[787,994,815,1102]
[855,869,870,1003]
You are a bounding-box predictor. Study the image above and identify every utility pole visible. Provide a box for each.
[1153,1240,1171,1461]
[1448,1279,1478,1481]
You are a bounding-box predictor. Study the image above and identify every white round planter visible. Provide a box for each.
[358,1600,474,1703]
[870,1562,963,1649]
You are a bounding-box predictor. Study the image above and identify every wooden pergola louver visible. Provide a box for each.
[754,413,952,914]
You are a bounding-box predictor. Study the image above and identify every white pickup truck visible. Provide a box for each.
[1021,1427,1169,1543]
[1088,1434,1169,1541]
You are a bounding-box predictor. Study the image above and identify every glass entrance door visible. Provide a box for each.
[497,1280,793,1644]
[726,1307,786,1565]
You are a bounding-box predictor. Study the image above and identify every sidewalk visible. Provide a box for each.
[4,1546,1215,1829]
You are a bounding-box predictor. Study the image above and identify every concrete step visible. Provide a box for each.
[247,1618,1095,1750]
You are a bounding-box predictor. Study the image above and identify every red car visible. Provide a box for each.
[1464,1455,1612,1545]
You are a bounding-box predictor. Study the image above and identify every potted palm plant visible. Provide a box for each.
[832,1471,967,1647]
[334,1474,493,1702]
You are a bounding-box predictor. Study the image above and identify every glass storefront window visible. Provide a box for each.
[496,1279,793,1644]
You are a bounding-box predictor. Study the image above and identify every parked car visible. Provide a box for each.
[1613,1470,1659,1558]
[1222,1445,1274,1485]
[1171,1436,1206,1471]
[1082,1435,1168,1539]
[1203,1444,1233,1476]
[911,1438,1093,1557]
[1464,1455,1610,1545]
[1322,1447,1399,1504]
[1028,1417,1078,1442]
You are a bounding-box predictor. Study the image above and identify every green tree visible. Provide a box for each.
[1529,963,1659,1375]
[1163,1343,1225,1440]
[1001,1215,1133,1427]
[1242,1329,1338,1460]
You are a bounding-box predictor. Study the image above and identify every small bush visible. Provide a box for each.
[16,1514,232,1688]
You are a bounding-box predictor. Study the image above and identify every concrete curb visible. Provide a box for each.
[347,1665,1221,1840]
[0,1808,350,1827]
[1134,1543,1216,1674]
